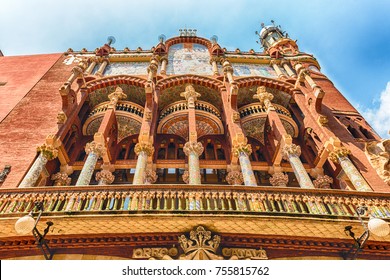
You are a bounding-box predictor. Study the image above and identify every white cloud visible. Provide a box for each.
[358,82,390,139]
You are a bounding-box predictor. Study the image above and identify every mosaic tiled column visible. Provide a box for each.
[329,147,372,191]
[76,141,106,186]
[233,141,257,186]
[160,56,168,75]
[133,142,154,185]
[19,144,58,188]
[282,144,315,189]
[95,170,115,185]
[183,141,204,185]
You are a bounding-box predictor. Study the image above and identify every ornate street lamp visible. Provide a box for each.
[15,201,54,260]
[343,206,389,259]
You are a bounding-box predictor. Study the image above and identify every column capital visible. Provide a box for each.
[328,147,351,163]
[282,144,301,159]
[95,169,115,184]
[232,141,252,157]
[313,175,333,189]
[180,84,201,107]
[85,141,107,157]
[269,172,289,187]
[226,171,244,185]
[108,86,127,106]
[160,55,168,62]
[182,170,190,184]
[183,141,204,156]
[37,143,58,160]
[51,172,71,186]
[209,56,221,64]
[144,170,158,184]
[270,59,281,65]
[253,86,274,108]
[134,142,154,156]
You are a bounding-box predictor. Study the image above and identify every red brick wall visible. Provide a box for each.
[0,54,73,188]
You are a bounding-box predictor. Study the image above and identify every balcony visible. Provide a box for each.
[159,100,222,121]
[88,101,144,118]
[1,185,389,220]
[239,103,298,144]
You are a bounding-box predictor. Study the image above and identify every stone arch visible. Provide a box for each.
[165,36,213,54]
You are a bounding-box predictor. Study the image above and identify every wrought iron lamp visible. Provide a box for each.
[343,206,389,259]
[15,201,54,260]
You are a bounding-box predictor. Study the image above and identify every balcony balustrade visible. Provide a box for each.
[1,185,389,221]
[88,101,144,118]
[239,103,292,119]
[159,100,221,121]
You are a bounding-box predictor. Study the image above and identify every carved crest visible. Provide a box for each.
[178,226,223,260]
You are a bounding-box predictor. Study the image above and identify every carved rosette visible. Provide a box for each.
[51,172,71,186]
[85,141,106,158]
[37,144,58,161]
[144,170,158,184]
[182,171,190,184]
[282,144,301,160]
[269,172,289,187]
[95,170,115,185]
[134,142,154,157]
[313,175,333,189]
[328,147,351,163]
[253,86,274,108]
[183,141,204,157]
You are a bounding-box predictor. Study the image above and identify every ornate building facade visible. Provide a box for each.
[0,25,389,260]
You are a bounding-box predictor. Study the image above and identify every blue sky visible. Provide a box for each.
[1,0,389,137]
